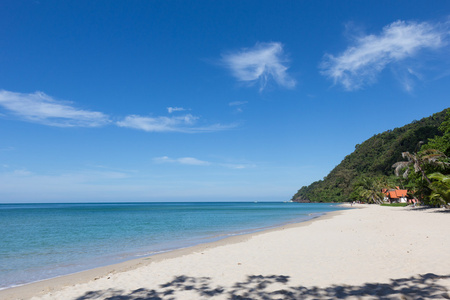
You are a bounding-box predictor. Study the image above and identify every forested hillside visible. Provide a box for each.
[292,108,449,203]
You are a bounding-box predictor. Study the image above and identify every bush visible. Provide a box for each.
[380,203,409,207]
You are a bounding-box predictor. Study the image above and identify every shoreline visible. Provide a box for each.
[0,207,346,300]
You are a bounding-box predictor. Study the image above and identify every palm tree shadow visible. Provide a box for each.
[74,273,450,300]
[410,206,439,211]
[409,207,450,213]
[433,210,450,214]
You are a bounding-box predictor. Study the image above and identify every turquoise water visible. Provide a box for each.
[0,202,346,289]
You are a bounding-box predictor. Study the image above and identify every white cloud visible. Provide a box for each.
[167,107,186,113]
[222,42,296,91]
[153,156,211,166]
[117,114,196,132]
[321,20,449,90]
[0,90,235,133]
[117,114,236,133]
[0,90,110,127]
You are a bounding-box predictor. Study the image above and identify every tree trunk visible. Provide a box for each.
[420,168,432,185]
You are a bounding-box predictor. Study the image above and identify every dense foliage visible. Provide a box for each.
[292,108,449,203]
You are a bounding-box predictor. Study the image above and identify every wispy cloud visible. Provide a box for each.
[222,42,296,91]
[229,101,248,113]
[0,90,110,127]
[167,107,186,113]
[0,167,137,202]
[219,163,256,169]
[117,114,236,133]
[0,90,235,133]
[117,114,197,132]
[11,169,33,176]
[321,20,449,90]
[0,146,14,151]
[153,156,211,166]
[154,156,256,169]
[392,67,424,92]
[228,101,248,106]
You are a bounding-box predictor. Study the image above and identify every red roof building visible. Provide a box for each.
[383,187,408,203]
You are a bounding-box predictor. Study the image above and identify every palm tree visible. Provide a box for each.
[354,177,385,204]
[428,172,450,206]
[392,149,449,185]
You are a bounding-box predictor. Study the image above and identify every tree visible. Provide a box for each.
[428,172,450,206]
[423,110,450,156]
[392,149,450,185]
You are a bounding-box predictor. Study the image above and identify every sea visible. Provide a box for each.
[0,202,347,290]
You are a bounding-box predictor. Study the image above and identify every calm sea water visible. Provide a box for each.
[0,202,346,289]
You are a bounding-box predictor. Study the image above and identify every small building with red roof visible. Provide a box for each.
[383,187,408,203]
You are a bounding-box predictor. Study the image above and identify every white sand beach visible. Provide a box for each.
[2,204,450,299]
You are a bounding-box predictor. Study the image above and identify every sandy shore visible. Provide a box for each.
[2,204,450,299]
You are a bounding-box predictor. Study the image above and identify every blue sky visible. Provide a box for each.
[1,1,450,202]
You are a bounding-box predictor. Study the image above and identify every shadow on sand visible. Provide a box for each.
[74,273,450,300]
[408,206,450,214]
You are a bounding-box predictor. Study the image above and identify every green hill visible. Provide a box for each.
[292,108,449,203]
